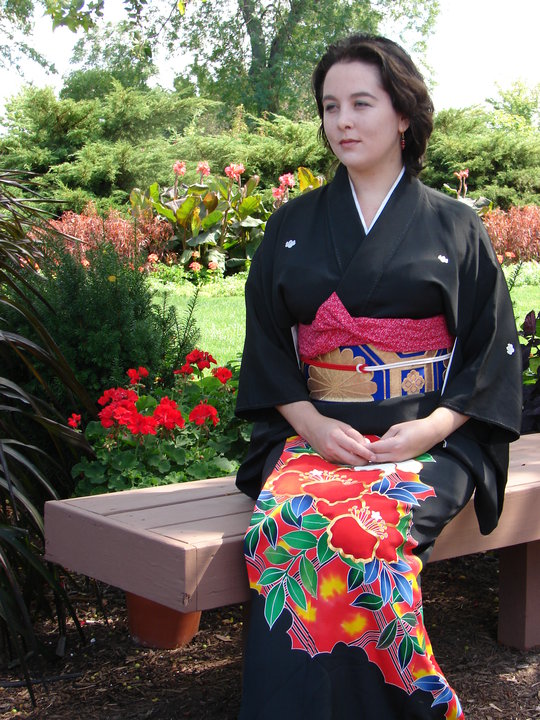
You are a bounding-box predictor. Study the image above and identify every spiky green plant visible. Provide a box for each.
[0,170,96,703]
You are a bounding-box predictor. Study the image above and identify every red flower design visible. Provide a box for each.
[189,401,219,427]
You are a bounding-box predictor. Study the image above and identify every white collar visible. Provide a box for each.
[349,167,405,235]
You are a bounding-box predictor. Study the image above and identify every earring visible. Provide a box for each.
[400,132,406,150]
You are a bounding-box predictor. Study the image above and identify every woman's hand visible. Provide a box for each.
[276,401,376,465]
[369,407,469,463]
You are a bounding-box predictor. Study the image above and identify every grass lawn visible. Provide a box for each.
[150,263,539,365]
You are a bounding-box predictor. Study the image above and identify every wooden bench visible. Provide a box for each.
[44,434,539,650]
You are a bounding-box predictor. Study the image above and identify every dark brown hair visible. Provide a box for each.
[312,34,434,176]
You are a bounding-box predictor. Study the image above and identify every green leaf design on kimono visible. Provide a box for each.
[283,530,318,550]
[262,516,279,548]
[259,568,286,585]
[249,512,266,526]
[401,612,418,627]
[398,633,414,669]
[257,497,278,511]
[415,453,434,463]
[299,556,318,598]
[412,637,426,656]
[342,556,364,569]
[281,501,302,529]
[316,532,335,564]
[264,546,294,565]
[351,592,383,610]
[396,514,412,536]
[347,565,364,592]
[286,444,318,455]
[301,513,329,530]
[286,575,307,610]
[376,619,398,649]
[264,581,286,629]
[245,524,260,558]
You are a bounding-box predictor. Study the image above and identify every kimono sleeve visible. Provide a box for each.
[235,210,310,422]
[440,213,522,442]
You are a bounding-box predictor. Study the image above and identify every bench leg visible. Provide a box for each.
[498,541,540,650]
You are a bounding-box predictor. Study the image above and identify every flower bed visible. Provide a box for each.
[71,350,250,495]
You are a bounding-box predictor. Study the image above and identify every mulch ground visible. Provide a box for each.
[1,552,539,719]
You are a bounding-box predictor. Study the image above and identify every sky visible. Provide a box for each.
[0,0,538,115]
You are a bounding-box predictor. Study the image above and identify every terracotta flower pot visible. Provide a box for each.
[125,592,201,649]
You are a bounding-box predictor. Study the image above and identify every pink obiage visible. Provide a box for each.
[298,292,454,357]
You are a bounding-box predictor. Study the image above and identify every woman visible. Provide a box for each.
[235,34,522,720]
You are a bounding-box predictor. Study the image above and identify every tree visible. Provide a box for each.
[171,0,440,116]
[487,80,540,127]
[423,102,540,209]
[64,20,159,96]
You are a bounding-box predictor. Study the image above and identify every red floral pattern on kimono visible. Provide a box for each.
[244,437,464,720]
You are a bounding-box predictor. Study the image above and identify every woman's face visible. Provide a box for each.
[322,61,409,179]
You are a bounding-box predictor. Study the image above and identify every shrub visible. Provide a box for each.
[0,171,93,701]
[483,206,540,262]
[49,203,173,264]
[9,240,198,410]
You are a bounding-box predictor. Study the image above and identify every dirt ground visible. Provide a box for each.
[1,552,539,720]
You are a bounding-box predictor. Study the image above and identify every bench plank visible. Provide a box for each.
[45,434,539,646]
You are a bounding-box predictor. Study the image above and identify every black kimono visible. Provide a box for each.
[235,165,522,720]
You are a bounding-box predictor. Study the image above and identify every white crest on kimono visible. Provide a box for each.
[353,459,423,475]
[438,255,449,264]
[285,239,296,249]
[506,343,515,355]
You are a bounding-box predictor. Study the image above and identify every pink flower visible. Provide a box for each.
[224,163,245,182]
[197,161,211,178]
[189,261,202,272]
[279,173,295,188]
[173,161,186,177]
[207,261,218,271]
[68,413,81,429]
[147,253,159,264]
[272,186,285,199]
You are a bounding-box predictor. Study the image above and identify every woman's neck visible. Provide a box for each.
[348,165,405,231]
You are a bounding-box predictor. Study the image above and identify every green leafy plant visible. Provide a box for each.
[141,160,267,276]
[519,310,540,433]
[0,170,94,701]
[72,351,251,495]
[7,238,198,409]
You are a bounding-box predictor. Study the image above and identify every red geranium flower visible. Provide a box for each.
[212,366,232,384]
[153,397,185,430]
[185,349,217,371]
[189,401,219,427]
[68,413,81,428]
